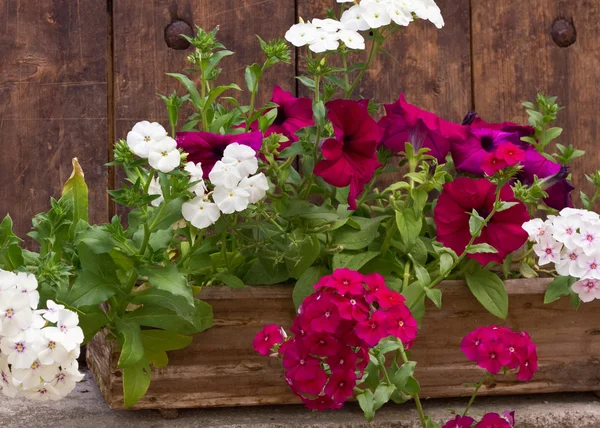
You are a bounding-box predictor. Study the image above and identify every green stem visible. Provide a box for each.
[398,342,427,428]
[220,230,230,271]
[143,168,156,195]
[200,67,209,131]
[356,167,383,208]
[260,209,284,231]
[403,260,412,291]
[462,374,489,417]
[342,52,350,97]
[346,35,381,98]
[376,354,392,385]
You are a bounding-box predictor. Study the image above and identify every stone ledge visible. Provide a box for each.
[0,370,599,428]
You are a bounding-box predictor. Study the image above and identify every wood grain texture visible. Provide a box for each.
[472,0,600,204]
[0,0,109,239]
[296,1,472,188]
[112,0,297,139]
[87,279,600,410]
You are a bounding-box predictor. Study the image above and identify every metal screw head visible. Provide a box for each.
[551,18,576,48]
[164,20,193,50]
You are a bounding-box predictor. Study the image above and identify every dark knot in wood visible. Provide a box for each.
[551,18,576,48]
[164,20,193,50]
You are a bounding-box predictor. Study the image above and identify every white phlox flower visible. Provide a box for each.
[209,160,243,189]
[148,177,164,207]
[181,196,222,230]
[148,137,181,173]
[239,173,269,204]
[222,143,259,177]
[213,185,251,214]
[126,121,169,158]
[285,23,319,47]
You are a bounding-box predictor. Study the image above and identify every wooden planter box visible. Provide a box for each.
[87,279,600,410]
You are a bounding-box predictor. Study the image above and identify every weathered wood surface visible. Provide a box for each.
[0,0,109,240]
[87,278,600,410]
[472,0,600,202]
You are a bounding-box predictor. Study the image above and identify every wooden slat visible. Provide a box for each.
[112,0,297,139]
[296,0,472,188]
[472,0,600,204]
[87,278,600,410]
[0,0,109,239]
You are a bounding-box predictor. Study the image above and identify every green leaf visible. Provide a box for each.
[286,234,321,279]
[405,376,421,395]
[465,269,509,319]
[115,318,145,368]
[391,361,416,392]
[439,252,454,274]
[425,288,442,309]
[145,348,169,368]
[544,275,577,304]
[469,209,485,238]
[166,73,202,109]
[396,208,422,250]
[496,201,519,212]
[332,251,379,271]
[425,416,442,428]
[205,50,234,77]
[356,390,375,422]
[205,84,241,110]
[122,357,151,408]
[244,63,262,92]
[544,127,563,143]
[150,197,185,231]
[78,306,110,344]
[137,264,193,305]
[67,243,121,307]
[296,76,315,89]
[410,259,431,288]
[331,217,384,251]
[243,258,290,285]
[214,272,245,289]
[61,158,89,239]
[76,225,115,254]
[140,330,193,351]
[373,383,395,411]
[312,101,326,127]
[293,266,329,309]
[467,243,498,254]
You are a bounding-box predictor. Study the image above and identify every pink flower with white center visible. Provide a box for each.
[574,221,600,256]
[43,310,84,352]
[521,218,550,243]
[23,383,62,401]
[577,254,600,280]
[12,359,58,389]
[33,329,70,365]
[533,237,562,266]
[0,291,33,337]
[0,331,37,369]
[550,215,582,249]
[555,247,587,278]
[51,360,84,396]
[571,278,600,303]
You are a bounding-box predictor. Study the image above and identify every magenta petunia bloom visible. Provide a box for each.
[461,327,494,361]
[253,324,284,356]
[385,305,418,347]
[304,332,342,357]
[500,331,528,370]
[313,100,382,210]
[286,359,328,395]
[327,348,359,372]
[302,394,343,411]
[451,127,523,175]
[477,341,511,374]
[475,413,513,428]
[378,94,467,163]
[322,268,366,296]
[305,297,341,334]
[466,114,535,139]
[516,342,538,381]
[519,149,574,210]
[442,415,476,428]
[176,131,263,177]
[434,178,530,266]
[251,86,314,148]
[324,369,356,403]
[354,310,389,347]
[334,294,369,322]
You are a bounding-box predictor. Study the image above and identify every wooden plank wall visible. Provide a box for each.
[1,0,599,238]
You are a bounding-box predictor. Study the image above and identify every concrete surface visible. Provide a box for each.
[1,370,599,427]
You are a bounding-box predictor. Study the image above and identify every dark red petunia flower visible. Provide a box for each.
[251,86,314,149]
[378,94,467,163]
[323,268,365,296]
[305,297,341,334]
[475,412,513,428]
[176,131,263,177]
[286,361,328,395]
[314,100,382,210]
[442,415,476,428]
[477,340,511,374]
[385,305,418,348]
[301,394,343,411]
[516,342,538,381]
[252,324,284,356]
[466,114,535,139]
[434,177,530,266]
[460,326,496,362]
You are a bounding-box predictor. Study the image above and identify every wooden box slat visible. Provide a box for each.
[87,279,600,410]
